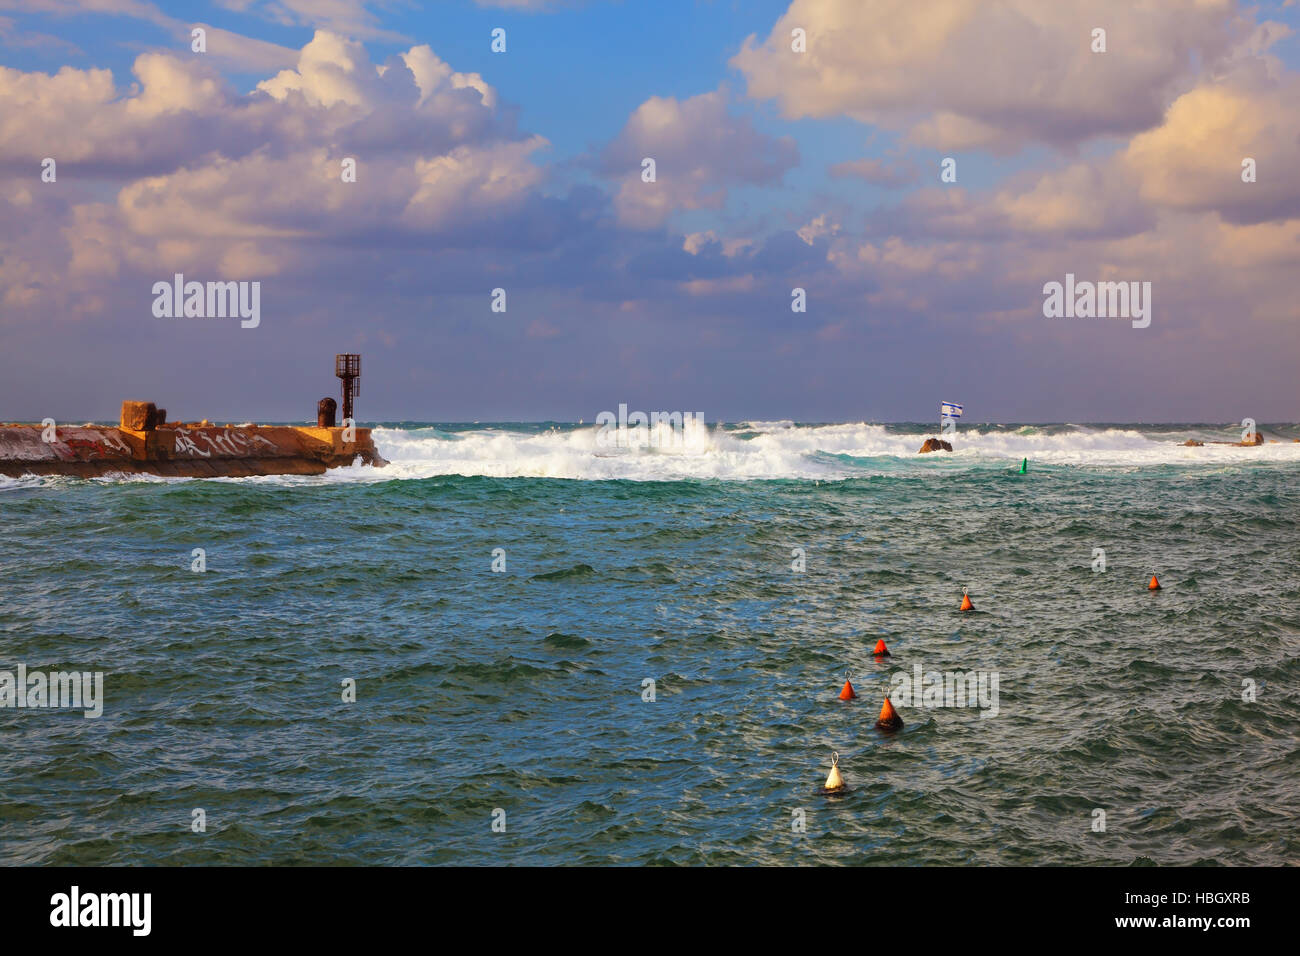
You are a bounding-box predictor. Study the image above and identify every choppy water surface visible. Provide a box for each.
[2,422,1298,865]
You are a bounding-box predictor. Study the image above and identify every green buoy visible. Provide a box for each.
[1019,457,1027,474]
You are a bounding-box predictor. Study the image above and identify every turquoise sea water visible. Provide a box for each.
[2,422,1298,865]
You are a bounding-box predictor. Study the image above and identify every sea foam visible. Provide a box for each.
[335,422,1300,483]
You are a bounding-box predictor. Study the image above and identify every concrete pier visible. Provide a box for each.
[0,401,386,478]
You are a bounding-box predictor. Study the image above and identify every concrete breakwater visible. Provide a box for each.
[0,401,387,478]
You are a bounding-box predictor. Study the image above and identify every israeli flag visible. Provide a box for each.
[940,402,963,419]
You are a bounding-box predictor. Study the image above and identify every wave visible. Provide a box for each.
[330,421,1300,483]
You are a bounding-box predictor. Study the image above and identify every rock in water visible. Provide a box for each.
[918,438,953,453]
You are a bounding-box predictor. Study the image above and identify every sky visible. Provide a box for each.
[0,0,1297,423]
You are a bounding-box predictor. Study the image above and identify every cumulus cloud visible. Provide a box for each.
[993,163,1153,239]
[0,28,553,320]
[599,89,798,228]
[0,53,247,174]
[258,31,392,107]
[1124,69,1300,224]
[732,0,1245,151]
[871,162,1152,242]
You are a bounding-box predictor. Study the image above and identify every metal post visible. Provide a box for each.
[335,354,361,424]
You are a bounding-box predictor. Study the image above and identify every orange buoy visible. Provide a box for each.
[875,694,903,731]
[838,676,856,700]
[872,638,890,656]
[1148,574,1161,590]
[823,751,846,792]
[960,587,974,611]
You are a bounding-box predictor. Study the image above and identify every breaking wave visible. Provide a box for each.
[345,421,1300,482]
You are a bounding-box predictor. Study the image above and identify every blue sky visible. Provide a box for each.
[0,0,1297,422]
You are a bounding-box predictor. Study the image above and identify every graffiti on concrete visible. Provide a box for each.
[55,431,133,460]
[173,428,278,459]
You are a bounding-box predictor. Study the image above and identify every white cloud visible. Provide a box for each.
[601,89,798,228]
[732,0,1244,151]
[0,29,551,317]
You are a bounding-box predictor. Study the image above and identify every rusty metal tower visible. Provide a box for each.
[335,353,360,423]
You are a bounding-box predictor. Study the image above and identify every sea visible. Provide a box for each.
[2,421,1298,865]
